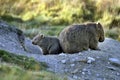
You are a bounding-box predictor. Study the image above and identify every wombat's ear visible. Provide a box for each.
[96,22,102,30]
[40,34,44,38]
[97,22,100,25]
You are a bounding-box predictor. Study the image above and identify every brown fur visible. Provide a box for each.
[32,34,62,55]
[59,22,105,53]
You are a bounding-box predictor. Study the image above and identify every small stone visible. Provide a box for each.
[82,68,87,72]
[116,72,120,76]
[96,56,100,59]
[73,75,78,79]
[78,52,82,55]
[64,69,68,72]
[109,58,120,66]
[82,68,91,75]
[61,60,66,64]
[96,74,100,77]
[70,64,75,67]
[59,53,67,56]
[87,70,91,75]
[106,66,116,71]
[82,72,85,75]
[71,69,79,74]
[87,57,95,64]
[71,59,76,62]
[0,42,5,47]
[88,49,91,51]
[88,57,95,61]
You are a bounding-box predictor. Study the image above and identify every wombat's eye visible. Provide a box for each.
[34,39,37,41]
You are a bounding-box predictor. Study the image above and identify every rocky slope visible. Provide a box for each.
[0,20,120,80]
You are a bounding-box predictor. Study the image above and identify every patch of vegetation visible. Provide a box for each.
[0,63,67,80]
[0,49,67,80]
[0,49,47,70]
[105,28,120,41]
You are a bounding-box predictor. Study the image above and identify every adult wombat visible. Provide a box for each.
[32,34,62,55]
[59,22,105,53]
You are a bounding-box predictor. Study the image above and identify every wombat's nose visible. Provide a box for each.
[32,41,34,44]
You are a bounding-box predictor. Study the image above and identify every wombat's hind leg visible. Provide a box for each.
[49,47,59,54]
[42,49,48,55]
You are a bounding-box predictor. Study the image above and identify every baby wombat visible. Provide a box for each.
[59,22,105,53]
[32,34,62,55]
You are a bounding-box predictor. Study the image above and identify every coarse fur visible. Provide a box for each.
[59,22,105,53]
[32,34,62,55]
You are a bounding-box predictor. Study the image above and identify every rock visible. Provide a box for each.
[82,68,91,75]
[78,52,82,55]
[82,72,85,75]
[87,57,95,64]
[70,64,75,67]
[109,58,120,67]
[71,69,79,74]
[61,60,66,64]
[0,20,42,54]
[82,68,87,72]
[59,53,67,57]
[71,58,76,62]
[88,49,91,51]
[0,42,5,47]
[106,66,116,71]
[87,71,91,75]
[116,72,120,76]
[64,69,68,72]
[73,75,78,79]
[96,74,100,77]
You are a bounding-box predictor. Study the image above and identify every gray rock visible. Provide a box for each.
[109,58,120,66]
[82,68,87,72]
[82,72,85,75]
[61,60,66,64]
[73,75,78,79]
[87,57,95,64]
[64,68,68,72]
[116,72,120,76]
[106,66,116,71]
[70,64,75,67]
[0,20,43,55]
[71,69,79,74]
[96,74,100,77]
[59,53,67,56]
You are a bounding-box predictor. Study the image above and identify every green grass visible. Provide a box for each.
[105,28,120,41]
[9,21,66,38]
[0,50,47,70]
[0,50,67,80]
[0,63,67,80]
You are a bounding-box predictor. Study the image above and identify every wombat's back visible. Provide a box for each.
[59,24,89,53]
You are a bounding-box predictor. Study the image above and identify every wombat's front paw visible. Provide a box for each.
[96,48,101,51]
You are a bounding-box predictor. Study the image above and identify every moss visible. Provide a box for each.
[0,63,67,80]
[0,50,47,70]
[0,50,67,80]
